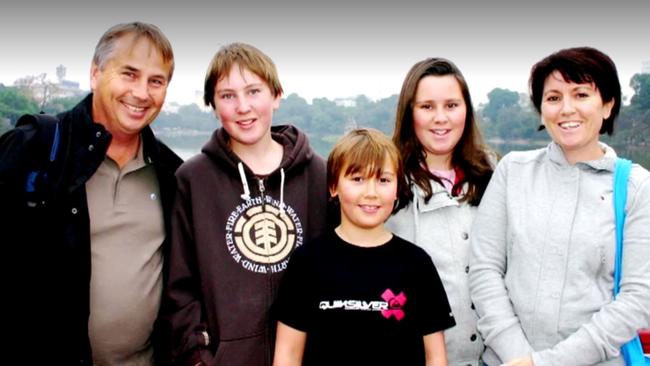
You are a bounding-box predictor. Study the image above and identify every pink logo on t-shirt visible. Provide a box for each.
[381,289,407,321]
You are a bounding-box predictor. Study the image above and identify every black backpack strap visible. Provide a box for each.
[15,113,62,203]
[16,113,61,163]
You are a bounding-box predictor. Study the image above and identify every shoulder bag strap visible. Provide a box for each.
[613,157,632,297]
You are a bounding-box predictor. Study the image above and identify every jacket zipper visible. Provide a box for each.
[258,176,274,366]
[257,178,270,264]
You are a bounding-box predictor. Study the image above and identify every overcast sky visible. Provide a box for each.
[1,0,648,107]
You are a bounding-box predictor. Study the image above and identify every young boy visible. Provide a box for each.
[163,43,329,366]
[273,129,456,366]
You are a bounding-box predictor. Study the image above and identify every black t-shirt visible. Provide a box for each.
[274,230,455,365]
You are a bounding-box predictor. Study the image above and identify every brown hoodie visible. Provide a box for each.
[162,125,329,365]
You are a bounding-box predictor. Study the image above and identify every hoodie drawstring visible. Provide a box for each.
[279,168,286,214]
[238,162,251,200]
[238,163,286,216]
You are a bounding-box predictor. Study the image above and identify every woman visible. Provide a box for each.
[386,58,495,366]
[469,47,650,366]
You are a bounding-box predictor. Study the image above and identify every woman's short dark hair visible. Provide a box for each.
[529,47,621,135]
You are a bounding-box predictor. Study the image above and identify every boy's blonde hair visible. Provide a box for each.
[327,128,405,207]
[203,42,283,109]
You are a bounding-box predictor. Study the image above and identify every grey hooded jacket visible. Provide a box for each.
[469,142,650,366]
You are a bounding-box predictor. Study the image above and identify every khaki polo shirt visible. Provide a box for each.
[86,141,164,365]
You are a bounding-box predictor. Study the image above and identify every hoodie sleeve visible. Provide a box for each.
[161,172,213,365]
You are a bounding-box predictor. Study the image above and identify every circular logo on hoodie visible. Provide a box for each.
[225,196,303,273]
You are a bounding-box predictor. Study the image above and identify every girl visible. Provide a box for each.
[386,58,495,365]
[273,128,455,366]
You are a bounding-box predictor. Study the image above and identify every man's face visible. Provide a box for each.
[91,33,171,140]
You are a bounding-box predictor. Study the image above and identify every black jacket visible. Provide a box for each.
[0,94,182,365]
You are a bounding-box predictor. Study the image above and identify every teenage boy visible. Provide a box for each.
[163,43,328,366]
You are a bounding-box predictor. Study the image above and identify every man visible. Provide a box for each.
[0,22,182,365]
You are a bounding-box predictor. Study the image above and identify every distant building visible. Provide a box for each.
[53,64,85,99]
[642,61,650,74]
[56,64,66,83]
[56,79,83,98]
[334,97,356,108]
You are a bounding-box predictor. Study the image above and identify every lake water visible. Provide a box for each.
[158,133,210,161]
[173,147,201,160]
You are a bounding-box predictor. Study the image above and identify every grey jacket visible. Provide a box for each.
[387,180,484,366]
[469,142,650,366]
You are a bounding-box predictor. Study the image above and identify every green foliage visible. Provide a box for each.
[274,93,311,130]
[347,95,398,135]
[480,89,542,143]
[483,88,520,123]
[310,98,347,135]
[492,104,540,140]
[13,73,59,111]
[274,94,398,156]
[629,73,650,111]
[154,104,215,131]
[604,103,650,169]
[0,86,38,124]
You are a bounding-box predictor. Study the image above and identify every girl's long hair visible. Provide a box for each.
[393,58,495,208]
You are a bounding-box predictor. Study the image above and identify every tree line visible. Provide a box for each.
[2,73,649,166]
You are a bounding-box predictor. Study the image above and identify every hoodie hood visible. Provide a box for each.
[201,124,315,176]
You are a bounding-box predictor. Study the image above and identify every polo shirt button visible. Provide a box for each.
[465,266,470,273]
[461,232,469,240]
[470,334,477,342]
[471,303,475,310]
[71,207,78,214]
[88,144,94,151]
